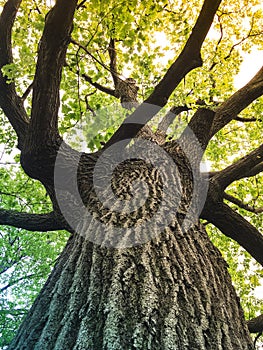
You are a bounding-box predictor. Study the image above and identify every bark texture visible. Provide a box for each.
[8,224,253,350]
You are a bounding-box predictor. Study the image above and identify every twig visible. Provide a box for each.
[81,73,116,96]
[21,81,34,101]
[77,0,87,9]
[234,116,259,122]
[71,38,115,75]
[224,192,263,214]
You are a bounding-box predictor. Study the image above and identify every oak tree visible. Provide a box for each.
[0,0,263,349]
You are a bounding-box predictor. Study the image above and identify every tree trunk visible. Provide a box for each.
[8,223,253,349]
[9,142,254,350]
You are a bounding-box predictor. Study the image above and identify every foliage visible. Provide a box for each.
[0,157,69,347]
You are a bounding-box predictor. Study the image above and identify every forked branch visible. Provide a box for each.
[69,39,138,107]
[104,0,222,148]
[28,0,78,149]
[157,105,190,134]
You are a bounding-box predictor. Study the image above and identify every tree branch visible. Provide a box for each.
[0,0,29,148]
[247,314,263,333]
[210,65,263,138]
[179,107,216,150]
[234,116,259,123]
[0,308,27,316]
[145,0,222,106]
[224,192,263,214]
[72,38,139,109]
[104,0,222,148]
[27,0,78,149]
[71,38,113,74]
[21,81,34,101]
[81,72,116,97]
[201,202,263,266]
[212,144,263,189]
[108,38,120,88]
[244,162,263,178]
[157,105,189,134]
[223,18,262,62]
[76,0,87,9]
[107,38,139,109]
[164,108,216,167]
[0,257,22,275]
[1,273,37,293]
[64,59,117,97]
[0,209,65,231]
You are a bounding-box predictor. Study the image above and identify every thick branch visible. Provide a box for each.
[245,162,263,178]
[213,144,263,189]
[28,0,78,149]
[146,0,222,106]
[0,209,65,231]
[247,314,263,334]
[0,0,29,147]
[180,108,216,150]
[164,108,216,167]
[104,0,222,148]
[202,202,263,266]
[210,65,263,138]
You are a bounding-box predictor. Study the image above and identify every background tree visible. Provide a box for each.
[0,0,263,349]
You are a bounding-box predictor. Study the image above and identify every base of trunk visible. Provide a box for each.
[8,221,253,350]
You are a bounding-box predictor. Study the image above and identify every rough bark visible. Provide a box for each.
[8,223,253,350]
